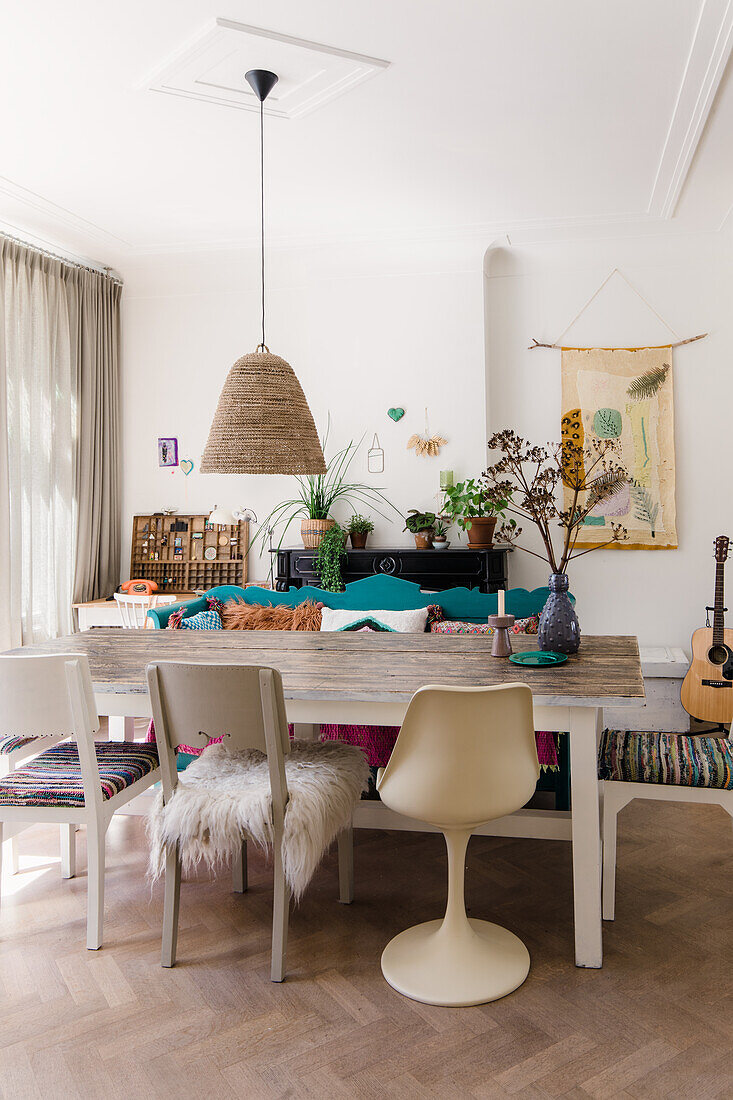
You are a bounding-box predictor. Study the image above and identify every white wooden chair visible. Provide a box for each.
[0,653,160,948]
[376,682,540,1006]
[114,592,158,628]
[600,726,733,920]
[1,732,70,876]
[146,660,361,981]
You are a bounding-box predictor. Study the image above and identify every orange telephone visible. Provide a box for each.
[119,579,159,596]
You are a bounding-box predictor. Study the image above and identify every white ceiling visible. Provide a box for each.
[1,0,733,268]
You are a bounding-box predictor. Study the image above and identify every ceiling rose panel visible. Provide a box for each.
[143,18,390,119]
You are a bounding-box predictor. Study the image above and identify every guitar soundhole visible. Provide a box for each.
[708,644,729,666]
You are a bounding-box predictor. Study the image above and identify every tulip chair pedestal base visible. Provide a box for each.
[381,918,530,1007]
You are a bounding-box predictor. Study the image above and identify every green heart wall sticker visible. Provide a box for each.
[387,407,405,422]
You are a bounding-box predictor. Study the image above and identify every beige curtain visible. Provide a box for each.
[0,236,121,646]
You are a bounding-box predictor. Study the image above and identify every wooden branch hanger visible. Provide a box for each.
[528,268,708,351]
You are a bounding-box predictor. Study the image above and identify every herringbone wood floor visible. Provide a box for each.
[1,800,731,1099]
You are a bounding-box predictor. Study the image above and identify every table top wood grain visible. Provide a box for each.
[6,629,645,708]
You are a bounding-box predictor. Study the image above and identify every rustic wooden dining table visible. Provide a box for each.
[7,628,644,969]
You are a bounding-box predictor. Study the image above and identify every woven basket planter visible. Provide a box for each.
[301,518,336,549]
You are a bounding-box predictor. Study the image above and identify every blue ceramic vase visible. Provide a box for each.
[538,572,580,654]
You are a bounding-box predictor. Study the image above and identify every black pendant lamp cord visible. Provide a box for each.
[259,97,266,351]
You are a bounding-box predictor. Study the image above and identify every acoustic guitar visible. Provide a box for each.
[680,535,733,724]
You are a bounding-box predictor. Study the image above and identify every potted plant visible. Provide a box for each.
[254,426,399,551]
[404,510,437,549]
[432,518,450,549]
[482,429,628,652]
[441,478,509,548]
[313,524,347,592]
[347,514,374,549]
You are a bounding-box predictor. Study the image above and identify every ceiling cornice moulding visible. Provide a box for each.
[0,175,131,253]
[648,0,733,219]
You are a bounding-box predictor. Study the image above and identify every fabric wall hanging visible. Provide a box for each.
[530,269,707,552]
[561,346,677,549]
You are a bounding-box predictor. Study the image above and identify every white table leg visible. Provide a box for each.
[292,723,318,742]
[108,716,136,742]
[569,706,603,968]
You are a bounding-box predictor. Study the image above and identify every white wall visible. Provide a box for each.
[485,230,733,649]
[121,237,488,582]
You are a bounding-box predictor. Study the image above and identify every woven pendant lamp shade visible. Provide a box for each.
[200,347,326,475]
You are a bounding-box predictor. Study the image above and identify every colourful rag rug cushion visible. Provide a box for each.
[430,614,540,636]
[0,742,159,806]
[598,729,733,789]
[0,734,45,754]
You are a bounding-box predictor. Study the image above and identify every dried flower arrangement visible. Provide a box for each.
[483,429,628,575]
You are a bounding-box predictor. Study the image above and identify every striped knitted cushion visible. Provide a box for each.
[599,730,733,789]
[0,735,45,754]
[179,608,222,630]
[0,742,160,806]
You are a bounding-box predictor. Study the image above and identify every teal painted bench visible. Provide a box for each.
[147,574,562,629]
[147,573,573,810]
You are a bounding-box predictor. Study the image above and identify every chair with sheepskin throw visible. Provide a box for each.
[146,661,369,981]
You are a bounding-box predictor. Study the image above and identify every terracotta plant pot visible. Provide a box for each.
[349,532,368,549]
[414,530,434,549]
[465,516,497,548]
[301,517,335,549]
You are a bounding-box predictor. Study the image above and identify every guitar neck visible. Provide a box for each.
[713,560,725,645]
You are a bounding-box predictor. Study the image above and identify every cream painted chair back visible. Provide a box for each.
[147,661,296,978]
[377,682,540,1006]
[146,661,290,807]
[0,654,160,949]
[378,682,540,829]
[114,592,158,628]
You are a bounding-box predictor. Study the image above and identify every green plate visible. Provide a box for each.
[509,650,568,667]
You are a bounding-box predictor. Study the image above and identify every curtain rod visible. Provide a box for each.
[0,231,123,286]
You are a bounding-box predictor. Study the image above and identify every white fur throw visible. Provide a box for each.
[148,740,369,900]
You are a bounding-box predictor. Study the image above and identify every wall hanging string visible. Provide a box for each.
[528,268,707,351]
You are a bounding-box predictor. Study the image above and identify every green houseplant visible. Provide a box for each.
[432,517,450,549]
[441,478,509,548]
[313,524,347,591]
[347,514,374,549]
[404,510,437,549]
[254,427,399,552]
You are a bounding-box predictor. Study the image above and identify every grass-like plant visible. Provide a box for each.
[252,424,399,553]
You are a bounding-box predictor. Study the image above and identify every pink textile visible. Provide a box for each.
[145,720,296,756]
[319,724,559,770]
[146,719,558,770]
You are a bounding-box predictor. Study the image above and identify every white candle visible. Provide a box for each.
[497,589,505,617]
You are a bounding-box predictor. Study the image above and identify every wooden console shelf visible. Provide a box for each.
[129,513,249,592]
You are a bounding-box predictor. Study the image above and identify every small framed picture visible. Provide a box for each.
[158,438,179,467]
[174,548,183,558]
[174,536,182,549]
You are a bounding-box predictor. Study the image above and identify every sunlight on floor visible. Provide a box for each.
[1,853,62,897]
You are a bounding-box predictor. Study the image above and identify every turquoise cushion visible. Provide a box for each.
[179,608,222,630]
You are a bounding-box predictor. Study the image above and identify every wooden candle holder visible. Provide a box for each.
[488,614,515,657]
